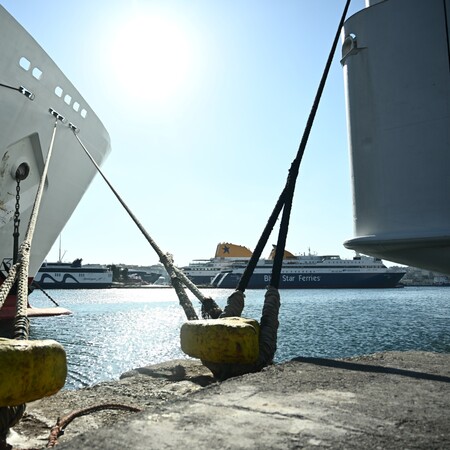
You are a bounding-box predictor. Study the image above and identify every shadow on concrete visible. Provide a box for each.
[125,364,215,387]
[291,356,450,383]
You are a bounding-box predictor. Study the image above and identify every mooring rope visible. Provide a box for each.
[270,0,352,288]
[30,280,60,307]
[0,263,19,309]
[236,0,352,293]
[72,131,222,320]
[14,117,59,338]
[0,116,60,446]
[210,0,352,379]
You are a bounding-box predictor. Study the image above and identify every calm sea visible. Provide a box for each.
[28,286,450,390]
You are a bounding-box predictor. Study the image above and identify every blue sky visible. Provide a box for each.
[2,0,369,267]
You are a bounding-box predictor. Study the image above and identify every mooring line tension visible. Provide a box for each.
[30,280,60,307]
[72,130,222,320]
[235,0,352,292]
[270,0,352,288]
[209,0,352,379]
[0,114,61,446]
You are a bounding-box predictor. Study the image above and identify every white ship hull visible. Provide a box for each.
[0,6,110,278]
[0,6,110,317]
[34,260,113,289]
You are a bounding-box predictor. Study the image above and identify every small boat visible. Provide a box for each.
[33,258,113,289]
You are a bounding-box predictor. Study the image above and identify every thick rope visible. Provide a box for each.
[237,0,352,291]
[271,0,352,287]
[14,119,58,337]
[204,287,280,379]
[0,263,19,309]
[219,290,245,318]
[207,1,352,379]
[257,286,280,365]
[172,266,222,318]
[30,280,60,307]
[73,131,223,320]
[0,118,59,444]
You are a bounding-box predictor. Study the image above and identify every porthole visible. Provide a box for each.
[19,57,31,71]
[32,67,43,80]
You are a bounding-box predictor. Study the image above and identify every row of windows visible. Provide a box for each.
[19,56,88,118]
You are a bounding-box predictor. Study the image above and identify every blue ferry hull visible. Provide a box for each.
[186,275,216,286]
[214,271,405,289]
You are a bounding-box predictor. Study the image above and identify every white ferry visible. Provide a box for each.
[33,259,113,289]
[183,244,405,289]
[212,247,405,289]
[181,243,252,286]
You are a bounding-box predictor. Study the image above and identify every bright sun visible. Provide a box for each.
[109,14,192,103]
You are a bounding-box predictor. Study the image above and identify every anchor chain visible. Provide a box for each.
[0,117,60,445]
[13,179,21,265]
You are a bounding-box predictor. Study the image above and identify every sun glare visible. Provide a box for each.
[109,14,192,103]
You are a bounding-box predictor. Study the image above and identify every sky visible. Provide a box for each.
[2,0,370,268]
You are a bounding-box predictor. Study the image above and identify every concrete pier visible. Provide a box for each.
[9,351,450,449]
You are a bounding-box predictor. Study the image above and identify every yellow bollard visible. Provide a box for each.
[0,338,67,407]
[180,317,259,364]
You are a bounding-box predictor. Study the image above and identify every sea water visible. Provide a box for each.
[28,287,450,390]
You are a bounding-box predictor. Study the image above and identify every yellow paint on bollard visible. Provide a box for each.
[180,317,259,364]
[0,338,67,407]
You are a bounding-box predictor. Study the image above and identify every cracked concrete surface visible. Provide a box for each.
[9,352,450,449]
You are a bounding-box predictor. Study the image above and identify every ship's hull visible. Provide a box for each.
[213,270,405,289]
[0,6,111,317]
[34,267,112,290]
[342,0,450,274]
[184,274,220,286]
[0,6,110,278]
[34,282,111,290]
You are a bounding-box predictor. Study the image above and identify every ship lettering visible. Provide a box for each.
[298,275,321,282]
[282,275,295,282]
[264,275,272,282]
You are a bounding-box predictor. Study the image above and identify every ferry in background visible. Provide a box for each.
[0,6,111,318]
[181,243,252,286]
[33,258,113,289]
[182,243,405,289]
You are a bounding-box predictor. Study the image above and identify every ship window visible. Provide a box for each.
[80,108,88,118]
[64,94,72,105]
[54,86,63,97]
[19,57,31,71]
[73,101,80,112]
[32,67,43,80]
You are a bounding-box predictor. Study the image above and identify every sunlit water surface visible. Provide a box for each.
[28,286,450,389]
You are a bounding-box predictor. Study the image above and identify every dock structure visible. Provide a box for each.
[9,351,450,449]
